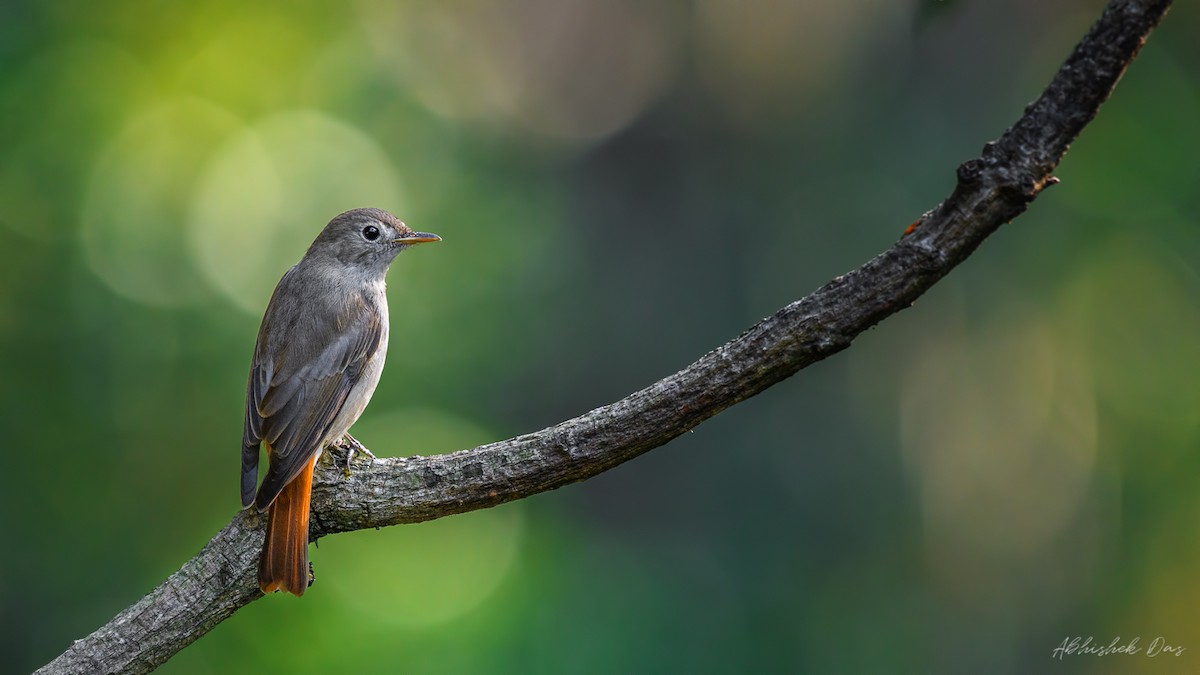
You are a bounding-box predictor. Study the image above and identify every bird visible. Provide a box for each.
[240,207,440,596]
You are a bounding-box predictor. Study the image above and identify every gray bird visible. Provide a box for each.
[241,207,440,596]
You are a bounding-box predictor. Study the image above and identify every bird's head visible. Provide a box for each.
[306,207,440,274]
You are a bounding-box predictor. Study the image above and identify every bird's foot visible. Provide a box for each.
[339,433,376,478]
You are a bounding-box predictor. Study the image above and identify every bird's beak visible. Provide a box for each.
[393,231,441,245]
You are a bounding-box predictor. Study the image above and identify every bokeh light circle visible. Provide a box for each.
[357,0,678,144]
[320,406,523,628]
[899,308,1097,585]
[188,109,405,313]
[81,97,242,307]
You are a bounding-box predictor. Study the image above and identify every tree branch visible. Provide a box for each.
[37,1,1173,672]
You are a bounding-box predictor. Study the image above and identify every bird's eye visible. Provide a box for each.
[362,225,381,241]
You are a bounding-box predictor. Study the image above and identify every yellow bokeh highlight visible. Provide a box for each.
[900,306,1098,600]
[81,97,243,307]
[319,406,522,629]
[1060,234,1200,434]
[188,109,405,313]
[171,9,315,115]
[320,504,523,629]
[358,0,677,144]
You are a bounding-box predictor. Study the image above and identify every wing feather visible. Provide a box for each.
[241,283,384,510]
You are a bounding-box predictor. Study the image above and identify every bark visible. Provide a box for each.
[36,1,1174,672]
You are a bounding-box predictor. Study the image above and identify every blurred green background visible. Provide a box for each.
[2,0,1199,673]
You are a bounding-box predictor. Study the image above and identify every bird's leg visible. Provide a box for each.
[338,432,376,477]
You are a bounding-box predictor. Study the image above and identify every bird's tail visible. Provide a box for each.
[258,461,315,596]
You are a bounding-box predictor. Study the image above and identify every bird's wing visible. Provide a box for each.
[241,359,267,506]
[242,290,384,510]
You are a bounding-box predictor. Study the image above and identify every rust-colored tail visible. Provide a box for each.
[258,461,315,596]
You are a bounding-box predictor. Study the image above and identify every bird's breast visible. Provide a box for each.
[322,296,388,447]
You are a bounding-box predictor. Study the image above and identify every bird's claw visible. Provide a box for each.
[340,433,376,478]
